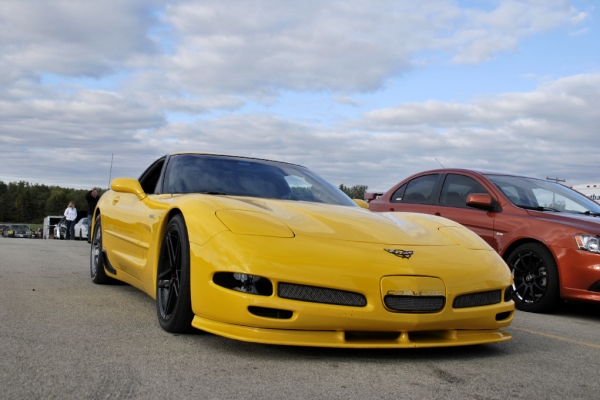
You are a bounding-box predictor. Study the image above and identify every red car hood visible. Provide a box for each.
[526,210,600,234]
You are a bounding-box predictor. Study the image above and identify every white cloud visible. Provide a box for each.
[0,0,161,80]
[3,1,579,95]
[162,0,585,94]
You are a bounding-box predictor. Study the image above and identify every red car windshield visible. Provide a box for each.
[486,174,600,215]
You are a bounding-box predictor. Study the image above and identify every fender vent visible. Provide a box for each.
[278,283,367,307]
[384,295,445,312]
[453,290,501,308]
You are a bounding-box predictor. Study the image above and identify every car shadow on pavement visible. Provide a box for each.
[553,301,600,321]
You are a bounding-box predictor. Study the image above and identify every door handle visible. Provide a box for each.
[112,196,120,205]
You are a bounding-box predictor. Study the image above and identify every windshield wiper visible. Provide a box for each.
[583,211,600,217]
[517,205,561,212]
[203,191,229,195]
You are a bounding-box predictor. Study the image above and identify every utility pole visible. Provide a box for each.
[546,177,565,205]
[108,153,114,189]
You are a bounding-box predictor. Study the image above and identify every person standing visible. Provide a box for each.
[64,201,77,240]
[85,188,99,242]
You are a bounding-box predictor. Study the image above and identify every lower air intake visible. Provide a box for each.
[278,283,367,307]
[248,306,293,319]
[453,290,501,308]
[384,295,445,312]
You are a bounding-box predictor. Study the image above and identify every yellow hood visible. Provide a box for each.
[208,196,466,247]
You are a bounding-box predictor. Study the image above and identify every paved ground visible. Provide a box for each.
[1,238,599,399]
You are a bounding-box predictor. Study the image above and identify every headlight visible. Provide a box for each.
[575,234,600,253]
[213,272,273,296]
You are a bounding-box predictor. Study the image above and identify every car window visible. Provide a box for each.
[162,154,356,206]
[530,188,589,213]
[390,183,407,202]
[139,157,166,194]
[11,225,29,230]
[440,174,489,207]
[487,174,600,214]
[396,175,439,204]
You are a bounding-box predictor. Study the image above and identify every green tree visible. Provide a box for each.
[0,181,107,223]
[339,184,369,199]
[46,189,70,216]
[15,192,34,222]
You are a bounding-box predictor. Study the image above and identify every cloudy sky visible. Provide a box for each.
[0,0,598,192]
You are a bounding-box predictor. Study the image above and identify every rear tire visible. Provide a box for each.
[507,243,560,313]
[90,214,112,284]
[156,214,194,333]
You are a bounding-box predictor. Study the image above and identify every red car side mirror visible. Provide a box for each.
[466,193,495,210]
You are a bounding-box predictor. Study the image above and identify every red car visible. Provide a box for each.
[366,169,600,313]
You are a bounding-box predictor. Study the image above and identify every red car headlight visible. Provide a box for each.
[575,234,600,254]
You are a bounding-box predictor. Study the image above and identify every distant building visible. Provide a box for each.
[570,183,600,203]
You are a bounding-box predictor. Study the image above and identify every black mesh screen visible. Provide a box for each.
[453,290,501,308]
[384,295,445,312]
[278,283,367,307]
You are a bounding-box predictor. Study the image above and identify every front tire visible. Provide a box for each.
[156,214,194,333]
[507,243,560,313]
[90,214,112,284]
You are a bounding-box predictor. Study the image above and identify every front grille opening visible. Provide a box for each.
[453,290,501,309]
[278,283,367,307]
[384,295,445,312]
[496,311,512,321]
[213,272,273,296]
[345,331,401,342]
[248,306,293,319]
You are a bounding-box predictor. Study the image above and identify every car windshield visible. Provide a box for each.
[10,225,29,230]
[163,154,356,206]
[486,174,600,215]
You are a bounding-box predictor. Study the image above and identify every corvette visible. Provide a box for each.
[90,153,514,348]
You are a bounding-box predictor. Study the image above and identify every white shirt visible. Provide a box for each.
[64,207,77,221]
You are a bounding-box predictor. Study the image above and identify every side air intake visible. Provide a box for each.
[453,290,501,309]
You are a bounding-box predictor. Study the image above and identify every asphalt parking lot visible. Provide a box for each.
[1,239,599,400]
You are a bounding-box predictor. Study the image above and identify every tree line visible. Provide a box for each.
[0,181,104,224]
[339,184,368,200]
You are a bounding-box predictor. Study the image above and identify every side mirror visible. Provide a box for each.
[353,199,370,209]
[111,178,147,201]
[466,193,495,211]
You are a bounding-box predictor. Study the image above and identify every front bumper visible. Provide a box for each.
[189,232,514,347]
[554,246,600,303]
[192,315,512,348]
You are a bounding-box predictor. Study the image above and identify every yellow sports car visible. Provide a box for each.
[90,153,514,348]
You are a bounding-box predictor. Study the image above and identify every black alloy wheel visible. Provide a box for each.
[90,214,111,284]
[156,214,194,333]
[507,243,560,313]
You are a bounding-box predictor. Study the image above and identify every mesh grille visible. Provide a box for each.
[453,290,501,308]
[278,283,367,307]
[384,295,445,312]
